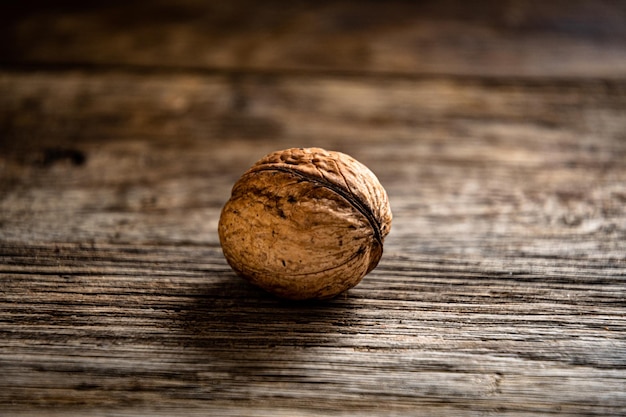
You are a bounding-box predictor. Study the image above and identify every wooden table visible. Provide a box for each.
[1,1,625,415]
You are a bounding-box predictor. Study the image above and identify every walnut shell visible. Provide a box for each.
[218,147,392,300]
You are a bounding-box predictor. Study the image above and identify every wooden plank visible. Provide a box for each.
[2,0,626,77]
[1,68,625,415]
[1,70,625,254]
[1,243,625,416]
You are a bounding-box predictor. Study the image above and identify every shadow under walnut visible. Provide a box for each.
[218,147,392,300]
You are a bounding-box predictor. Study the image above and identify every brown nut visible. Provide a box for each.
[218,147,392,300]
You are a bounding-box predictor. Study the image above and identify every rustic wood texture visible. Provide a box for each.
[2,0,626,77]
[1,1,626,416]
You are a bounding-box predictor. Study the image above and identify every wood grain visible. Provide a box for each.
[1,1,626,415]
[2,241,625,416]
[1,68,625,416]
[2,0,626,77]
[2,70,625,254]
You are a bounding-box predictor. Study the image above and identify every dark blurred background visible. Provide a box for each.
[2,0,626,75]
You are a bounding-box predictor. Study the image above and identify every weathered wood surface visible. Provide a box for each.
[2,0,626,78]
[1,1,626,416]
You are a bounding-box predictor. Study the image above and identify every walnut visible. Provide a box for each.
[218,147,392,300]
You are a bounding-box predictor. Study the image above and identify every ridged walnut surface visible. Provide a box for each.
[218,147,392,300]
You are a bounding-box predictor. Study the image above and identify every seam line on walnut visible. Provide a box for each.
[253,166,384,247]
